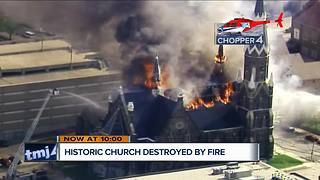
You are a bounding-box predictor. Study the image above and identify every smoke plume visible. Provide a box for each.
[268,29,320,126]
[0,1,242,92]
[0,1,318,124]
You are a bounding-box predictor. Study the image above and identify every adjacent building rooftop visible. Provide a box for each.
[0,39,70,56]
[0,68,120,87]
[0,39,120,87]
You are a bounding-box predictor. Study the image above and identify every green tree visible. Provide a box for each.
[0,17,17,40]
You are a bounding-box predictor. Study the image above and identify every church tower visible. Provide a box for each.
[237,0,274,159]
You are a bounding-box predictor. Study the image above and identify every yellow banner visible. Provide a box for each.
[58,135,129,143]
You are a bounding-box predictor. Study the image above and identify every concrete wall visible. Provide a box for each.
[0,72,121,144]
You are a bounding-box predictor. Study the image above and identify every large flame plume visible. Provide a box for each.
[186,82,234,110]
[216,82,234,104]
[186,96,215,109]
[144,63,158,89]
[143,63,170,89]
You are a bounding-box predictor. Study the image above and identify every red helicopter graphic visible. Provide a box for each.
[217,12,284,35]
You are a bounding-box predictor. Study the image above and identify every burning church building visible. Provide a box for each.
[77,0,274,178]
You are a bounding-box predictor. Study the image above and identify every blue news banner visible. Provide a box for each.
[24,143,57,161]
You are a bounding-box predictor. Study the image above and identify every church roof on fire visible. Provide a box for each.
[104,87,242,139]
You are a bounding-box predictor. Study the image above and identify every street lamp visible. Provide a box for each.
[70,46,73,69]
[40,27,43,51]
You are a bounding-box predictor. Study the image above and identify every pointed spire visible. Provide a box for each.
[248,67,256,89]
[218,45,224,57]
[254,0,265,17]
[269,73,273,86]
[214,45,227,64]
[236,69,242,83]
[153,53,161,84]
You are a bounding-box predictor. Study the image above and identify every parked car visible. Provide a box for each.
[23,31,36,38]
[305,134,319,142]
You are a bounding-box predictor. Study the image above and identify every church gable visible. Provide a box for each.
[156,97,200,142]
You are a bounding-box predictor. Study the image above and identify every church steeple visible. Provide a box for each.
[254,0,265,17]
[237,0,274,159]
[244,0,269,83]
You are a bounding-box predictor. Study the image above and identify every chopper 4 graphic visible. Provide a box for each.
[217,12,284,35]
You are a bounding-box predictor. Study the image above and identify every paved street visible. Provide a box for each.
[274,127,320,162]
[273,126,320,179]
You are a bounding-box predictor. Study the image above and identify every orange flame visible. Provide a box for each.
[186,82,234,110]
[143,63,170,89]
[214,55,227,64]
[186,96,214,110]
[144,63,157,89]
[217,82,234,104]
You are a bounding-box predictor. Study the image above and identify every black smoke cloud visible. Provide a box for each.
[114,14,168,65]
[0,1,305,100]
[0,1,144,50]
[2,1,319,124]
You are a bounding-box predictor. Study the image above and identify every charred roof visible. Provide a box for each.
[105,88,241,139]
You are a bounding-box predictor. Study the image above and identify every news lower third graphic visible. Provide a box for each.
[24,143,57,161]
[24,136,259,162]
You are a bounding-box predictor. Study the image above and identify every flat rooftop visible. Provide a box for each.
[0,39,97,71]
[0,39,121,87]
[0,39,70,55]
[0,39,71,56]
[128,162,291,180]
[0,68,120,87]
[0,49,91,70]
